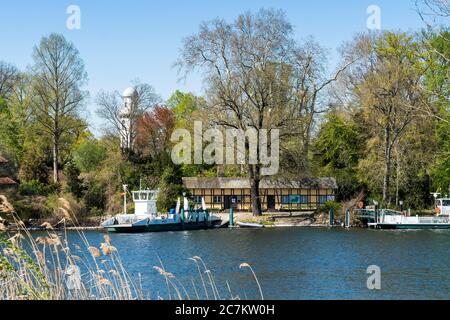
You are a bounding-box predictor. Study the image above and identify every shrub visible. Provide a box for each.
[18,180,47,196]
[156,166,188,212]
[18,180,60,196]
[317,201,342,215]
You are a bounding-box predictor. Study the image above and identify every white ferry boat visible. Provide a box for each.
[101,186,222,233]
[368,196,450,230]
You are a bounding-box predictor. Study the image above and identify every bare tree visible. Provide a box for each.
[31,33,88,183]
[177,9,301,216]
[416,0,449,25]
[287,38,357,171]
[0,62,19,100]
[96,81,160,154]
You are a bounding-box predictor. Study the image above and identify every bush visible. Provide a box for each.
[19,180,60,196]
[13,197,52,221]
[46,193,87,221]
[64,160,85,198]
[88,207,104,216]
[317,201,342,215]
[156,166,188,212]
[19,180,47,196]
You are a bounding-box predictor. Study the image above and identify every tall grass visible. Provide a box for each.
[0,198,263,300]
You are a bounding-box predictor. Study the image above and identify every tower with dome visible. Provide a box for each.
[119,87,137,150]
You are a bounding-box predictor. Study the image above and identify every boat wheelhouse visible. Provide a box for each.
[435,198,450,216]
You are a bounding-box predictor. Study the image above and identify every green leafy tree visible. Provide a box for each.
[64,159,85,198]
[156,165,187,212]
[313,112,364,200]
[73,138,107,173]
[423,31,450,195]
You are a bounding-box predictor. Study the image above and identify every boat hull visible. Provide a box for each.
[373,223,450,230]
[105,221,221,233]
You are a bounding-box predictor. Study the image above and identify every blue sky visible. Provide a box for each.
[0,0,426,134]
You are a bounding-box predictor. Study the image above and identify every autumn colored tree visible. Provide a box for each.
[135,106,175,158]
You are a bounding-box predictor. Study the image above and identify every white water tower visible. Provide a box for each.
[119,87,137,150]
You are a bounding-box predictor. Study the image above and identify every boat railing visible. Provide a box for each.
[355,209,401,218]
[102,214,154,226]
[417,216,450,224]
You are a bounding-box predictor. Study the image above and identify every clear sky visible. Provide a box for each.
[0,0,426,134]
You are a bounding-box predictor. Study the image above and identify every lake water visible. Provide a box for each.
[45,228,450,299]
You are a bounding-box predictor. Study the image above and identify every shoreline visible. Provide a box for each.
[1,211,343,232]
[3,223,339,232]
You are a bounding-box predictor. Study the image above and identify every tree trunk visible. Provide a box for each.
[52,135,59,183]
[383,127,392,205]
[249,165,262,216]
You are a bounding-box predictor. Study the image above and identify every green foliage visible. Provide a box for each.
[156,165,188,212]
[167,90,201,122]
[313,113,364,200]
[13,198,53,221]
[73,138,106,173]
[64,160,85,198]
[425,31,450,196]
[18,180,59,196]
[317,201,342,215]
[18,134,52,183]
[18,180,46,196]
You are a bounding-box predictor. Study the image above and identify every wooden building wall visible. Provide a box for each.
[188,187,336,211]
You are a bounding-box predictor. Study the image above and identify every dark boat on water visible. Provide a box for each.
[101,187,222,233]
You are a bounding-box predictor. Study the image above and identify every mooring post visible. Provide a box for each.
[329,208,333,227]
[345,209,350,228]
[229,207,234,227]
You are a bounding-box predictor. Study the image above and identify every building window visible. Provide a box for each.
[290,195,301,204]
[194,196,202,204]
[319,195,335,204]
[282,195,309,204]
[230,196,242,204]
[213,196,222,203]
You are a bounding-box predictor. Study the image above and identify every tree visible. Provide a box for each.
[64,159,85,198]
[18,133,52,183]
[0,62,18,99]
[73,137,107,172]
[156,165,187,212]
[415,0,449,29]
[287,38,357,172]
[0,73,33,165]
[167,91,197,116]
[351,32,427,204]
[424,31,450,194]
[177,9,301,216]
[312,112,364,200]
[96,81,161,154]
[31,33,88,183]
[135,106,175,158]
